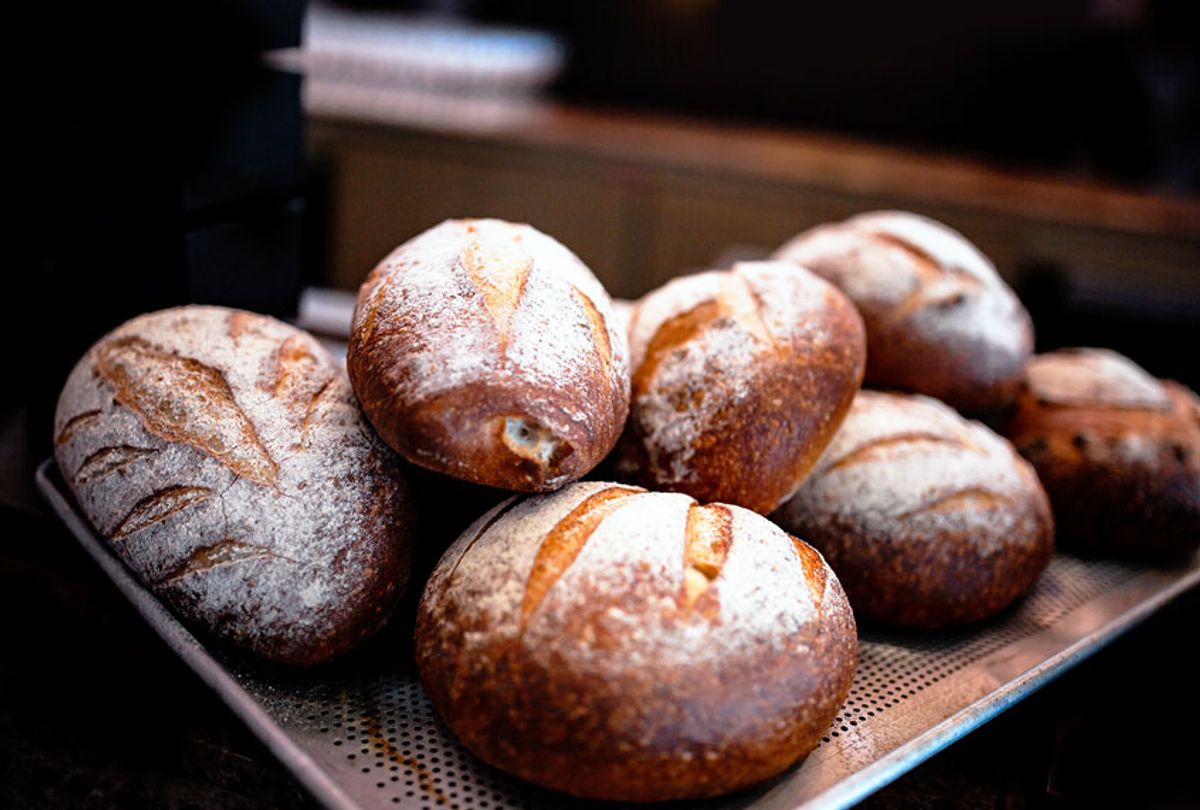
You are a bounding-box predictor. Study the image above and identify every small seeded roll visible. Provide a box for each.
[54,306,414,665]
[773,391,1054,629]
[1003,348,1200,560]
[773,211,1033,413]
[619,261,866,514]
[415,481,857,802]
[348,219,630,492]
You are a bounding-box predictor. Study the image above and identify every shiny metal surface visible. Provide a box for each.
[37,460,1200,810]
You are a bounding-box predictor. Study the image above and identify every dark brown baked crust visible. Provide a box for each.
[347,219,630,492]
[773,211,1033,414]
[1002,348,1200,560]
[54,306,415,665]
[414,482,857,801]
[620,261,866,514]
[774,391,1055,628]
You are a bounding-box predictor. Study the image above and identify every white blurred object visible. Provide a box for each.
[272,2,566,96]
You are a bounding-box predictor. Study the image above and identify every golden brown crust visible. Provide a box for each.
[415,482,857,801]
[620,262,866,515]
[773,211,1034,414]
[54,306,415,665]
[774,391,1055,629]
[347,219,630,492]
[1002,349,1200,559]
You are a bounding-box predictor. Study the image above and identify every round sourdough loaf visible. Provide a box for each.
[773,390,1054,628]
[54,306,414,665]
[1002,348,1200,559]
[415,481,857,802]
[618,261,865,514]
[347,219,629,492]
[773,211,1033,413]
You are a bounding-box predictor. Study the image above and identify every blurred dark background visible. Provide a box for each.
[489,0,1200,191]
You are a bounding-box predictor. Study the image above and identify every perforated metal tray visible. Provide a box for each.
[37,459,1200,810]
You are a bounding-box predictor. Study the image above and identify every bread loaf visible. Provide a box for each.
[54,306,414,665]
[610,296,636,341]
[347,219,629,492]
[773,390,1054,628]
[1002,348,1200,559]
[415,481,857,802]
[773,211,1033,413]
[618,261,865,514]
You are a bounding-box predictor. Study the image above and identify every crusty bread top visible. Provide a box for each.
[425,481,848,671]
[1025,348,1172,411]
[54,306,411,663]
[780,390,1042,551]
[625,261,864,492]
[352,218,628,406]
[774,210,1030,363]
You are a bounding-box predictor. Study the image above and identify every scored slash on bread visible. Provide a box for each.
[415,481,857,802]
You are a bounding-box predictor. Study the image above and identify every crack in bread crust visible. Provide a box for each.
[790,537,828,612]
[111,485,215,540]
[55,410,102,447]
[717,272,774,346]
[573,286,614,378]
[898,486,1006,519]
[520,487,640,629]
[680,503,732,613]
[156,538,289,587]
[462,232,533,350]
[73,445,159,484]
[822,431,975,474]
[95,336,279,487]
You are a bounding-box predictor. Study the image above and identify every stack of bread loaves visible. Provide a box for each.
[350,220,860,800]
[54,211,1199,802]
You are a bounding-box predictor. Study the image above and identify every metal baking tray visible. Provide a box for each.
[37,459,1200,810]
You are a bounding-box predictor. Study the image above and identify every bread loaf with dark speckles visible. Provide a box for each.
[1002,348,1200,559]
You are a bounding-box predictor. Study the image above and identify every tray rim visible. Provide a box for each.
[35,459,359,810]
[36,458,1200,810]
[798,565,1200,810]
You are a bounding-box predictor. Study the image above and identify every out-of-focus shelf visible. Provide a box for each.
[300,79,1200,321]
[305,79,1200,240]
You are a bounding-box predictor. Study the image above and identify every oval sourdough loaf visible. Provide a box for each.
[619,261,865,514]
[415,481,857,802]
[773,390,1054,628]
[54,306,414,665]
[1002,348,1200,559]
[347,218,630,492]
[773,211,1033,413]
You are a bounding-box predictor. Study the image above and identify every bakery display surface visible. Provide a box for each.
[37,459,1200,809]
